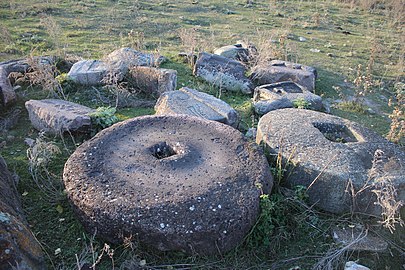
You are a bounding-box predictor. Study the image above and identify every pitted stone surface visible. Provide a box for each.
[155,87,239,127]
[0,157,45,270]
[194,52,253,94]
[251,60,317,92]
[253,82,323,114]
[25,99,94,134]
[256,109,405,215]
[63,115,273,255]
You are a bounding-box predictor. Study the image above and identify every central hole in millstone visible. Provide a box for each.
[313,122,358,143]
[150,142,177,159]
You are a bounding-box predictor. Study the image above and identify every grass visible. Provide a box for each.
[0,0,404,269]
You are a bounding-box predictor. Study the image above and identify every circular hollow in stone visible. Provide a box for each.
[63,115,273,255]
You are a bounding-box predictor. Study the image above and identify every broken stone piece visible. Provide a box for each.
[25,99,94,135]
[67,60,108,85]
[194,52,253,94]
[155,87,239,127]
[251,60,317,92]
[105,47,166,78]
[129,66,177,98]
[253,81,323,114]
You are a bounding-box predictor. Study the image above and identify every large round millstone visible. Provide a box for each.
[63,115,273,255]
[256,108,405,215]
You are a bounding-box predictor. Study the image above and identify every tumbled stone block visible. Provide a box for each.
[194,52,253,94]
[67,60,108,85]
[155,87,239,127]
[251,60,317,92]
[25,99,94,134]
[253,81,323,114]
[129,66,177,97]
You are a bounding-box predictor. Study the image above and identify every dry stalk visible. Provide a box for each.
[26,55,66,99]
[312,228,368,270]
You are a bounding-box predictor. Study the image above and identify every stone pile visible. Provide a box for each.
[67,48,175,93]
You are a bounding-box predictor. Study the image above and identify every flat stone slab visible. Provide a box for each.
[25,99,94,134]
[63,115,273,255]
[129,66,177,98]
[253,82,323,114]
[251,60,317,92]
[155,87,239,127]
[256,109,405,215]
[67,60,108,85]
[194,52,253,94]
[0,156,45,270]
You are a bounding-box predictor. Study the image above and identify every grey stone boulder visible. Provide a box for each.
[67,60,108,85]
[105,47,166,79]
[0,156,46,270]
[25,99,94,135]
[155,87,239,127]
[63,115,273,255]
[129,66,177,98]
[253,81,323,115]
[256,108,405,215]
[194,52,253,94]
[251,60,317,92]
[0,66,16,109]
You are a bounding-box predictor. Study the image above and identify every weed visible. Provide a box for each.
[312,228,368,270]
[293,98,312,109]
[386,82,404,145]
[26,55,66,99]
[40,14,65,57]
[346,149,404,233]
[55,73,77,94]
[26,132,63,202]
[126,30,145,51]
[336,100,368,113]
[88,106,119,132]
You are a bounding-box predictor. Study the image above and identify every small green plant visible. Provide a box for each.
[336,100,368,113]
[293,98,312,109]
[88,106,119,132]
[55,73,77,93]
[244,194,280,249]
